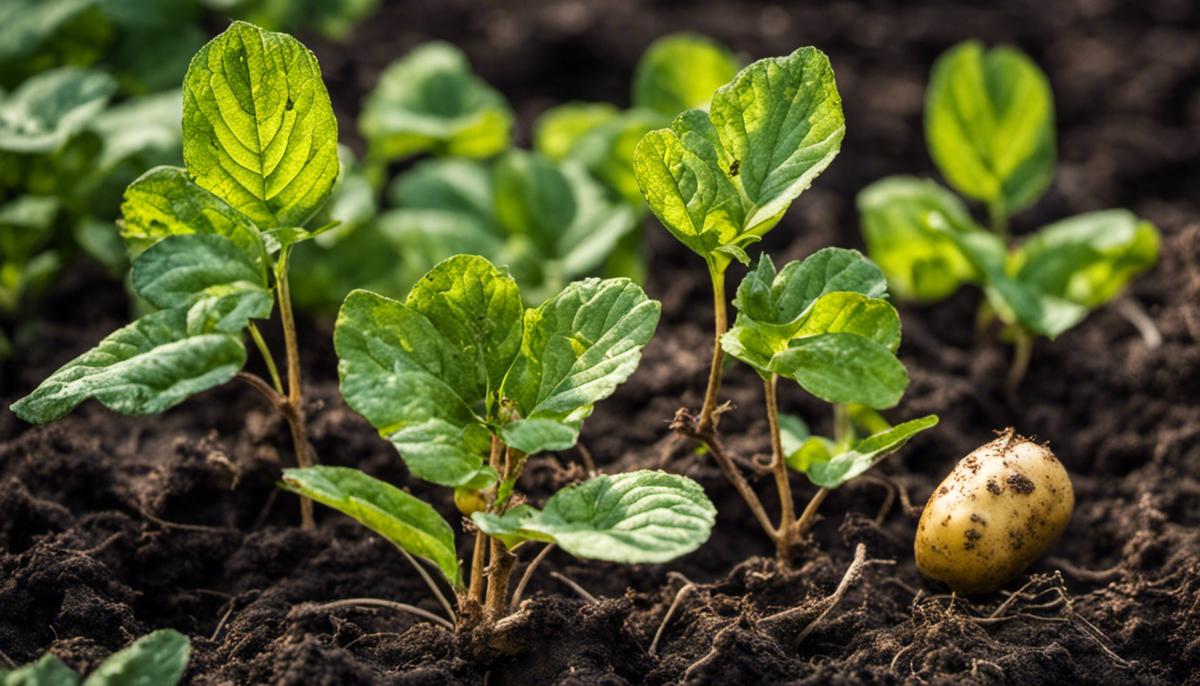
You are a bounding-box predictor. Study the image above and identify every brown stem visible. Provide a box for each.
[763,375,794,537]
[309,598,454,631]
[468,530,487,605]
[673,410,778,544]
[484,537,516,619]
[281,403,316,529]
[696,262,727,433]
[236,371,286,409]
[792,487,829,539]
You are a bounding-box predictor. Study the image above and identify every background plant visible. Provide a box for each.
[10,21,341,529]
[290,33,740,313]
[858,40,1160,393]
[0,629,190,686]
[283,254,715,625]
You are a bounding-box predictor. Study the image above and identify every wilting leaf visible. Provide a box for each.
[11,308,245,423]
[281,467,462,588]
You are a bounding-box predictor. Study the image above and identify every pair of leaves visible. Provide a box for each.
[282,467,716,591]
[780,414,938,489]
[383,151,639,304]
[0,629,189,686]
[859,176,1160,338]
[721,249,909,409]
[12,22,339,424]
[534,33,738,208]
[925,40,1055,217]
[634,46,845,268]
[335,255,660,489]
[359,42,511,163]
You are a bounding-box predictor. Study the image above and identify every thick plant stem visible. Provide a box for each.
[1006,328,1034,401]
[763,375,794,559]
[484,537,516,619]
[696,261,728,433]
[468,531,487,605]
[275,247,315,530]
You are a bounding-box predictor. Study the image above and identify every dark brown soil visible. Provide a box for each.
[3,1,1199,684]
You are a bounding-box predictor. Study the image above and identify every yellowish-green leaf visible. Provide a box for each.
[632,33,738,118]
[183,21,339,230]
[925,41,1055,215]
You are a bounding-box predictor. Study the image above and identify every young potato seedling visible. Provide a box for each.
[720,250,938,560]
[0,629,190,686]
[281,254,716,627]
[10,21,342,529]
[858,40,1160,394]
[631,47,932,562]
[915,430,1074,593]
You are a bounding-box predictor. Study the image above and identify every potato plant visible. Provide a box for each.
[632,47,937,562]
[0,629,190,686]
[10,21,342,529]
[282,254,715,625]
[289,34,740,314]
[858,41,1160,393]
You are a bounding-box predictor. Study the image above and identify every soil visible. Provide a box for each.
[3,1,1200,684]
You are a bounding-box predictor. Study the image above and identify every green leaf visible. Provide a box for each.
[389,157,493,220]
[2,653,79,686]
[493,150,577,255]
[183,21,339,230]
[334,256,522,487]
[472,470,715,563]
[131,233,272,334]
[280,466,462,588]
[119,166,262,259]
[359,42,511,162]
[568,108,662,208]
[769,333,908,409]
[0,67,116,154]
[499,278,660,455]
[0,196,60,260]
[778,413,810,458]
[789,415,938,488]
[933,221,1087,338]
[82,629,190,686]
[857,176,980,302]
[533,102,620,162]
[10,308,245,424]
[722,250,889,375]
[632,33,738,118]
[633,110,746,260]
[1013,209,1159,308]
[0,0,108,86]
[925,41,1055,215]
[792,292,902,352]
[708,46,845,233]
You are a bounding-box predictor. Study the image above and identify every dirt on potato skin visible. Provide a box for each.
[3,0,1200,684]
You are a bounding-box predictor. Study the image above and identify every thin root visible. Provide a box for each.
[649,578,697,657]
[550,571,598,603]
[307,598,454,631]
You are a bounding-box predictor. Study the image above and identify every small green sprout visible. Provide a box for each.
[0,629,190,686]
[10,21,341,529]
[859,41,1160,394]
[282,254,715,625]
[718,249,936,559]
